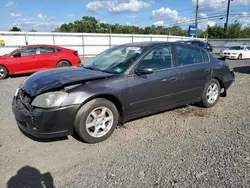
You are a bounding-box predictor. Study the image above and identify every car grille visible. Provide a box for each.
[224,53,231,55]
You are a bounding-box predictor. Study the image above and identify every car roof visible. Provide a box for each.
[21,44,63,49]
[118,41,173,48]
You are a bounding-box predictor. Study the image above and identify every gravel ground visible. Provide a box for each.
[0,59,250,188]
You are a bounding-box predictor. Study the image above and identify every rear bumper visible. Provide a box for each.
[12,96,79,138]
[224,70,235,89]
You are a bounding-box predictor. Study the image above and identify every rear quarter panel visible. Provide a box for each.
[59,50,81,66]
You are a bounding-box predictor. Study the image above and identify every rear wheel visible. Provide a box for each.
[57,60,71,67]
[238,54,242,60]
[74,98,119,143]
[200,79,221,108]
[0,65,8,80]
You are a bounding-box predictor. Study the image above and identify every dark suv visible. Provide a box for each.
[179,40,213,52]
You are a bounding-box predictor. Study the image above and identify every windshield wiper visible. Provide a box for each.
[83,66,102,72]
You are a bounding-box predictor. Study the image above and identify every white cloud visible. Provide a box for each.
[126,22,138,26]
[151,7,187,23]
[5,1,14,7]
[127,15,136,19]
[86,0,150,13]
[200,13,207,18]
[87,1,109,12]
[109,0,150,13]
[10,13,22,17]
[153,20,165,26]
[207,20,216,27]
[68,14,74,18]
[13,17,63,32]
[0,24,11,31]
[38,13,46,19]
[192,0,250,12]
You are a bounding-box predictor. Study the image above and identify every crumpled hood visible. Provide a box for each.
[22,67,113,97]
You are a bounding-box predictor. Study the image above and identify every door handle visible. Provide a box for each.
[162,76,178,82]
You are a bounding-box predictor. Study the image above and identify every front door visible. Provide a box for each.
[127,45,181,116]
[12,47,39,73]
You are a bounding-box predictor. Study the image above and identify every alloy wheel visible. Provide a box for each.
[86,107,114,138]
[206,83,219,104]
[0,67,5,78]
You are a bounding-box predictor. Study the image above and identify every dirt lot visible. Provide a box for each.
[0,59,250,188]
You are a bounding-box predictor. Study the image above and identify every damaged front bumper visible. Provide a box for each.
[12,89,79,138]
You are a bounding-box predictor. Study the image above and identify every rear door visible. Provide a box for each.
[37,46,59,70]
[174,44,212,102]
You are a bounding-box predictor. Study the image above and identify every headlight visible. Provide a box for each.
[32,92,68,108]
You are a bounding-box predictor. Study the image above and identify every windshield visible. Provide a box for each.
[229,46,244,50]
[3,48,20,56]
[84,46,146,74]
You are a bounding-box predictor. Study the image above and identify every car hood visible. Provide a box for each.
[22,67,114,97]
[222,50,242,53]
[0,55,10,59]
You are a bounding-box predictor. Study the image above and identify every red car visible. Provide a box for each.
[0,44,82,79]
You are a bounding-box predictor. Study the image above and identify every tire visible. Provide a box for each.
[0,65,8,80]
[200,79,221,108]
[57,60,71,67]
[237,54,242,60]
[74,98,119,143]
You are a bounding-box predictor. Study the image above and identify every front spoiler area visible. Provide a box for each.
[12,96,80,138]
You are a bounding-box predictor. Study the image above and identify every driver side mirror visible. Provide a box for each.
[135,68,154,75]
[13,52,21,58]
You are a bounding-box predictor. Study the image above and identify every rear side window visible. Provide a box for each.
[176,46,203,66]
[40,47,55,54]
[201,50,209,62]
[55,48,62,52]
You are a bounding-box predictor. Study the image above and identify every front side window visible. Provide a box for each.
[18,47,38,56]
[137,45,174,70]
[84,46,146,74]
[176,46,203,66]
[40,47,56,54]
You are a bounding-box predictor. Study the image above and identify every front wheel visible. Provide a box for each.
[74,98,119,143]
[237,54,242,60]
[0,65,8,80]
[200,79,221,108]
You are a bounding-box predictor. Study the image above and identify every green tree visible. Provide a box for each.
[29,29,37,32]
[9,27,21,32]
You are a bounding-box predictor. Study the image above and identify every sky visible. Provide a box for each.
[0,0,250,32]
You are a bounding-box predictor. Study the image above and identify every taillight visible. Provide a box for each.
[73,51,79,57]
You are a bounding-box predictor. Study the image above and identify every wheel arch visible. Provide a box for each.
[0,64,9,74]
[212,76,226,97]
[78,94,125,124]
[57,59,72,66]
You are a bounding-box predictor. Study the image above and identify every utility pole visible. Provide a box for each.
[195,0,199,31]
[225,0,232,32]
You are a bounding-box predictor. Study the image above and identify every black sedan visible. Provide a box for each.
[12,42,235,143]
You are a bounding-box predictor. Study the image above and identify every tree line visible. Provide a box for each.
[9,16,250,39]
